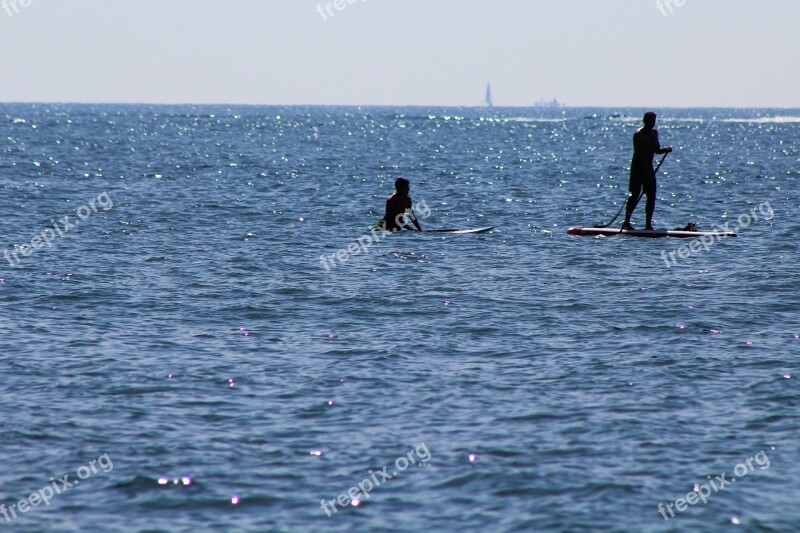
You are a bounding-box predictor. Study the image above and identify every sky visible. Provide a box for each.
[1,0,798,107]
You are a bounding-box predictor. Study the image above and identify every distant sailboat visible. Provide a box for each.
[485,82,493,107]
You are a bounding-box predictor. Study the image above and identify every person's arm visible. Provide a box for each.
[654,129,673,154]
[407,209,422,231]
[406,198,422,231]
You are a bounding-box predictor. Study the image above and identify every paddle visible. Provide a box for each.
[596,152,669,228]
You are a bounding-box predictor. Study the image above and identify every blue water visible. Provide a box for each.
[1,104,798,532]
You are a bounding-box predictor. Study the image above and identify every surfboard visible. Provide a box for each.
[567,227,737,238]
[422,227,495,234]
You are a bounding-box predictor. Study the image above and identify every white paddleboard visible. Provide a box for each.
[422,227,495,234]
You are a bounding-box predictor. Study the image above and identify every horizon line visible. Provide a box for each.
[1,101,799,110]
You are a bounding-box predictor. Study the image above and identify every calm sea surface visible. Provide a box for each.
[1,104,798,532]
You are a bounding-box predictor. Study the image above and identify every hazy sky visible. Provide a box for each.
[1,0,798,107]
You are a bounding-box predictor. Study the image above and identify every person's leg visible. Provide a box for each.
[644,176,657,230]
[623,175,642,229]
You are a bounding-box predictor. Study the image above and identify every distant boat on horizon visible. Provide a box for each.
[535,97,565,108]
[485,82,493,107]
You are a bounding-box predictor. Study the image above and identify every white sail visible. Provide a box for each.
[485,82,493,107]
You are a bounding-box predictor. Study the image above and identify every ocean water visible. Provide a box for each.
[0,104,798,532]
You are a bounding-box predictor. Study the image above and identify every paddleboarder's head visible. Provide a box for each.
[643,112,657,128]
[395,177,410,194]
